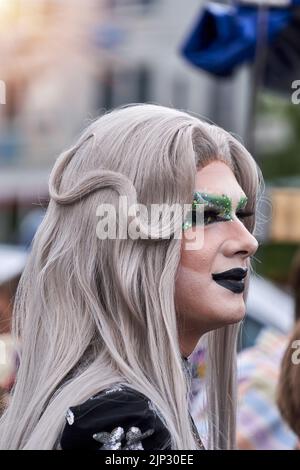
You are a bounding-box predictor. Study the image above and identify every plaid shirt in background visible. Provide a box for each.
[189,328,299,450]
[0,334,17,415]
[237,327,299,449]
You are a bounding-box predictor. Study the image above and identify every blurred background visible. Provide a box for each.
[0,0,300,448]
[0,0,299,343]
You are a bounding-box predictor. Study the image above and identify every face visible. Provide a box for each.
[175,161,258,357]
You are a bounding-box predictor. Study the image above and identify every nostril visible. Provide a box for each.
[236,250,249,256]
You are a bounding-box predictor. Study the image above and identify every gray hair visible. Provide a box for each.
[0,104,262,449]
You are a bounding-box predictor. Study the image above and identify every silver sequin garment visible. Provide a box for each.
[63,377,204,450]
[93,426,154,450]
[91,384,155,450]
[65,408,74,425]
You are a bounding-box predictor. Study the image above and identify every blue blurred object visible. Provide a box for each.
[0,244,27,285]
[91,24,126,50]
[18,208,45,249]
[181,0,300,79]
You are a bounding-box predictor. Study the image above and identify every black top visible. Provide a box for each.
[60,383,204,450]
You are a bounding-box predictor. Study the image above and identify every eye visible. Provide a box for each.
[204,210,221,225]
[191,208,223,226]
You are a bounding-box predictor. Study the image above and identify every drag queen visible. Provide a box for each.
[0,104,260,450]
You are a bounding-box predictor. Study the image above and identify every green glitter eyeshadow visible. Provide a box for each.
[193,192,232,219]
[182,192,248,230]
[237,195,248,211]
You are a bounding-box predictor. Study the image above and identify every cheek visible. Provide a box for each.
[175,262,212,317]
[180,227,219,272]
[175,234,217,313]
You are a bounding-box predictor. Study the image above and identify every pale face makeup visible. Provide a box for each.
[175,161,259,357]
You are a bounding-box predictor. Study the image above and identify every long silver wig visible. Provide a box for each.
[0,104,262,449]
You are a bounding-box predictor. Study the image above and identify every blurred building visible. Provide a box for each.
[0,0,104,168]
[90,0,251,143]
[0,0,101,241]
[0,0,251,169]
[1,0,298,252]
[0,0,254,244]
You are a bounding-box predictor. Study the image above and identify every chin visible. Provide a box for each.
[201,309,245,333]
[224,290,246,319]
[212,302,246,329]
[226,305,246,324]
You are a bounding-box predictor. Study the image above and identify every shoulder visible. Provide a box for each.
[60,384,171,450]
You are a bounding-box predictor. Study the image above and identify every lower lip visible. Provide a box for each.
[213,279,245,294]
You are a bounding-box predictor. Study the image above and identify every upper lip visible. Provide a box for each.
[212,267,248,281]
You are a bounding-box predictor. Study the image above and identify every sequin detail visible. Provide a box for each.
[93,426,154,450]
[89,384,124,400]
[104,385,124,395]
[93,426,124,450]
[65,409,75,425]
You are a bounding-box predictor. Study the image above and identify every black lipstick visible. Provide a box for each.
[212,268,248,294]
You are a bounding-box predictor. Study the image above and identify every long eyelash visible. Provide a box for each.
[236,211,254,218]
[191,208,219,225]
[204,210,220,218]
[189,208,254,227]
[198,209,223,225]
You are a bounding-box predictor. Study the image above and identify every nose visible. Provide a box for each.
[223,218,259,259]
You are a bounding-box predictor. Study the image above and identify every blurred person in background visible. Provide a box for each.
[277,320,300,444]
[236,249,300,450]
[277,251,300,444]
[0,245,26,414]
[190,250,300,450]
[0,104,260,450]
